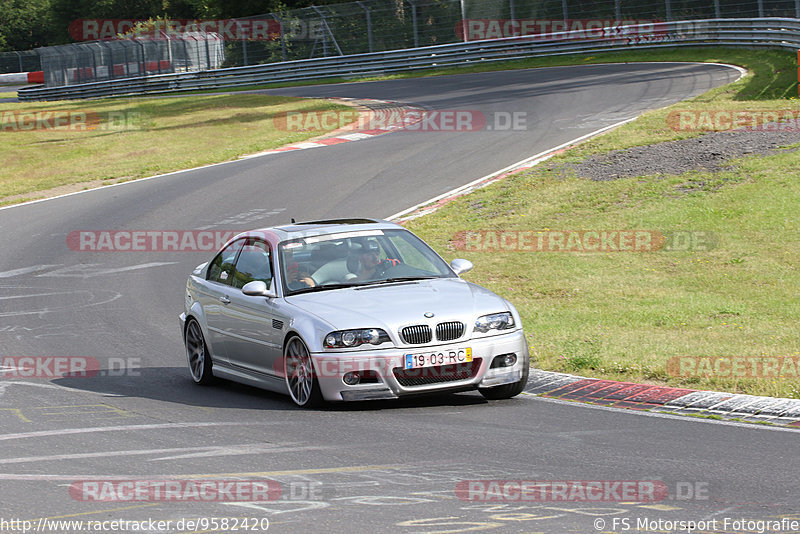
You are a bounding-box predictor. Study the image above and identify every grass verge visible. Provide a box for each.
[1,46,794,206]
[0,94,350,204]
[404,48,800,399]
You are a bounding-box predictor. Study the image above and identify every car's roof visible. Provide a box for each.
[244,218,405,242]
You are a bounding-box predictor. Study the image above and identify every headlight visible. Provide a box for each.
[474,312,515,333]
[324,328,391,348]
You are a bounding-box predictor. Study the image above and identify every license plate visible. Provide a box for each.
[404,347,472,370]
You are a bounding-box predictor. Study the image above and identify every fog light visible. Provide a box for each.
[490,353,518,369]
[343,372,360,385]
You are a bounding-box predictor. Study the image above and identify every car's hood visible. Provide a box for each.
[285,278,510,334]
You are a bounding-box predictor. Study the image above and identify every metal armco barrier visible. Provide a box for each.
[17,18,800,101]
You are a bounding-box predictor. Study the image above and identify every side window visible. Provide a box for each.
[207,239,245,285]
[232,239,272,289]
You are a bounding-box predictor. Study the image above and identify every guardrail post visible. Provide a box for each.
[311,6,343,57]
[357,2,374,53]
[509,0,516,23]
[665,0,672,22]
[91,43,99,82]
[714,0,721,18]
[154,33,163,74]
[562,0,568,23]
[615,0,621,20]
[270,13,288,62]
[105,41,115,80]
[15,51,22,72]
[58,48,68,86]
[460,0,468,42]
[137,40,145,76]
[408,0,419,49]
[236,20,248,66]
[167,32,174,72]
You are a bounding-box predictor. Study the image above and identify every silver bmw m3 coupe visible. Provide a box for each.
[180,218,530,407]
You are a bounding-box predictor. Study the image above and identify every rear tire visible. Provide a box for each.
[479,357,529,400]
[185,318,214,385]
[284,336,323,408]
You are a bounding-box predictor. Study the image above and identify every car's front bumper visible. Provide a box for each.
[310,329,529,401]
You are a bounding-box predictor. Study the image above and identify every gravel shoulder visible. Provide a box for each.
[561,122,800,180]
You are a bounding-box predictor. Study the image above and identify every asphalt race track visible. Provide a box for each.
[2,63,797,534]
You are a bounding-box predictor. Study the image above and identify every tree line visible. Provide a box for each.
[0,0,344,52]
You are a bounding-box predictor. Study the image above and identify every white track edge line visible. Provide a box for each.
[386,117,638,220]
[386,61,746,221]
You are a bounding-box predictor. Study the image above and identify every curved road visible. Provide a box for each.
[2,63,795,534]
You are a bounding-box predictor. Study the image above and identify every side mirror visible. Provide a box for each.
[242,280,278,298]
[450,258,473,276]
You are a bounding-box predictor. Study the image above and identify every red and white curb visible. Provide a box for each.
[0,71,44,84]
[526,370,800,428]
[240,98,426,159]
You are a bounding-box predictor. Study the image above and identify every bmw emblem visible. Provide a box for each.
[424,312,434,318]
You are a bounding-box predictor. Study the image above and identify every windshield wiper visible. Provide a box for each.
[288,283,353,295]
[357,276,437,286]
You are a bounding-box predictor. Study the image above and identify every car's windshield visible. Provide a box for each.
[279,229,455,295]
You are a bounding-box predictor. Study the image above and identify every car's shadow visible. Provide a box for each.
[51,365,492,412]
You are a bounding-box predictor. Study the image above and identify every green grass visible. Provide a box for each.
[404,47,800,399]
[0,94,350,203]
[2,46,793,206]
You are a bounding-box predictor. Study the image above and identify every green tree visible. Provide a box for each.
[0,0,54,51]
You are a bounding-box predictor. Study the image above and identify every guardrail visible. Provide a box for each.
[17,18,800,101]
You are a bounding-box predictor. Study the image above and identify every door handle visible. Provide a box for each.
[219,295,231,304]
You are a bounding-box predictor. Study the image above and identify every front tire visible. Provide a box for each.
[479,357,529,400]
[284,336,323,408]
[185,318,214,385]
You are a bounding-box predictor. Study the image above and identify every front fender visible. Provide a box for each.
[284,311,335,353]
